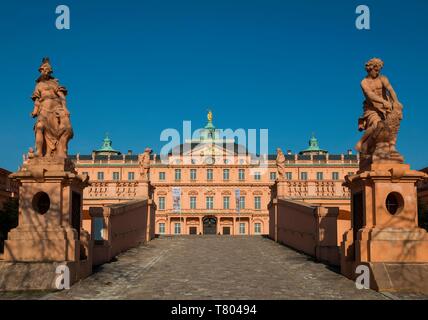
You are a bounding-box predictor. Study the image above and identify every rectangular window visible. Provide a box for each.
[270,172,277,181]
[97,172,104,181]
[239,223,246,235]
[112,172,120,180]
[159,223,165,234]
[332,172,339,180]
[206,196,214,209]
[223,196,230,209]
[254,223,261,234]
[128,172,135,181]
[159,197,165,210]
[93,217,104,241]
[175,169,181,181]
[159,172,166,180]
[317,172,324,180]
[300,172,308,180]
[254,196,261,210]
[223,169,230,181]
[190,196,197,209]
[254,172,261,180]
[174,223,181,235]
[285,172,292,180]
[239,196,246,209]
[190,169,197,181]
[207,169,213,181]
[238,169,245,181]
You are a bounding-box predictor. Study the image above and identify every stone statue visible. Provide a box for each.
[139,148,152,180]
[276,148,286,180]
[31,58,73,158]
[355,58,404,167]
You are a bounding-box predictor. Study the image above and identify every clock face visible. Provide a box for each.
[205,157,215,165]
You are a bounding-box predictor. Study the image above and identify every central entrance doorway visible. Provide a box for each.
[203,216,217,235]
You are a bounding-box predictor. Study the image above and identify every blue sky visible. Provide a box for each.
[0,0,427,171]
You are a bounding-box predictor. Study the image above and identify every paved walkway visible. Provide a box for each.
[39,236,388,300]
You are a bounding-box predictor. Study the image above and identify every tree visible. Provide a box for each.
[0,198,18,253]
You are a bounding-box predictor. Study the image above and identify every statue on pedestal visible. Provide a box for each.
[276,148,286,180]
[355,58,404,168]
[31,58,73,158]
[139,148,152,180]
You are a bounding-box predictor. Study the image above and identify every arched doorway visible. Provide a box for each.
[203,216,217,235]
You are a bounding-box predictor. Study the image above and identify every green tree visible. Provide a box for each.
[0,198,19,253]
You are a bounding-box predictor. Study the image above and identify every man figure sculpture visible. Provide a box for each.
[276,148,286,180]
[31,58,73,158]
[355,58,403,165]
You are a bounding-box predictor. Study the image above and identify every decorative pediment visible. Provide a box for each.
[157,190,168,196]
[253,190,263,196]
[221,190,232,195]
[188,190,199,196]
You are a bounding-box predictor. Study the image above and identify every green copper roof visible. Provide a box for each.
[95,133,119,153]
[301,134,327,153]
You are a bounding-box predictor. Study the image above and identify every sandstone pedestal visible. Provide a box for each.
[0,157,92,290]
[340,163,428,293]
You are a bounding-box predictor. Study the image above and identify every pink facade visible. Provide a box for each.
[69,115,358,236]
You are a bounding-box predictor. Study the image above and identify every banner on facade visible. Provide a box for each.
[172,187,181,213]
[235,189,240,213]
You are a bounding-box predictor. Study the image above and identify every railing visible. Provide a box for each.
[85,181,147,199]
[280,180,350,199]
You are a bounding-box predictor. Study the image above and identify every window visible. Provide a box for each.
[300,172,308,180]
[223,169,230,181]
[175,169,181,181]
[93,217,104,240]
[317,172,324,180]
[190,169,197,181]
[254,196,261,210]
[128,172,135,181]
[332,172,339,180]
[347,172,355,177]
[239,196,246,209]
[239,223,246,235]
[223,196,230,209]
[174,223,181,235]
[254,223,262,234]
[270,172,277,181]
[112,172,120,180]
[238,169,245,181]
[159,223,165,234]
[206,197,214,209]
[159,172,166,180]
[97,172,104,181]
[158,197,165,210]
[190,197,197,209]
[285,172,292,180]
[207,169,213,181]
[254,172,261,180]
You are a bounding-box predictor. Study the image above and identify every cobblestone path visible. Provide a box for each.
[40,236,388,300]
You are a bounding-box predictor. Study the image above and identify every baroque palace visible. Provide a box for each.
[69,112,358,236]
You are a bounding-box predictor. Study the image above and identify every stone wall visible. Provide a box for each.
[89,199,155,266]
[269,198,350,266]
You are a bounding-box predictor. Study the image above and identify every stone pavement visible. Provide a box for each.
[37,236,391,300]
[2,236,427,300]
